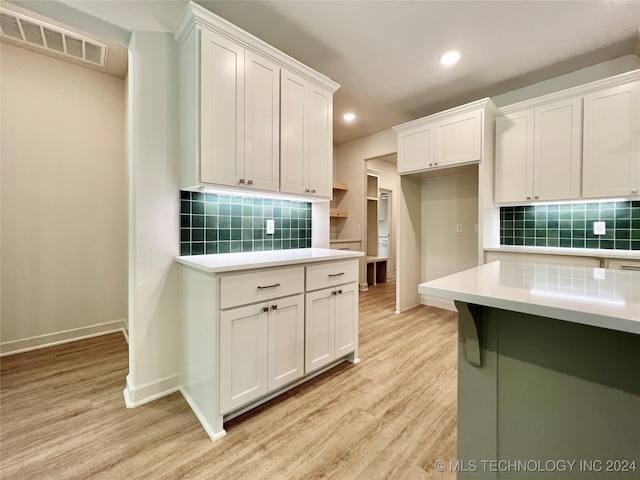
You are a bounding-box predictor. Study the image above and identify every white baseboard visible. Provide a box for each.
[0,319,128,356]
[421,294,456,312]
[123,373,181,408]
[179,387,227,442]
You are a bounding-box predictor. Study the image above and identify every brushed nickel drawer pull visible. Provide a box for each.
[257,283,281,289]
[328,273,345,277]
[620,265,640,271]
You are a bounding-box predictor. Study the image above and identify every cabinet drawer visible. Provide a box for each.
[306,260,358,291]
[606,259,640,271]
[220,267,304,309]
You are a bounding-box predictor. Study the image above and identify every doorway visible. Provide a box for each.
[378,189,391,260]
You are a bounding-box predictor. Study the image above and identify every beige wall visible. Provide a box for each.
[0,43,127,353]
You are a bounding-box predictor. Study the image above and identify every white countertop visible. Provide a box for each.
[176,248,364,273]
[485,245,640,260]
[419,261,640,335]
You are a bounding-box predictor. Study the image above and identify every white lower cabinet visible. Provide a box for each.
[180,255,361,441]
[305,282,358,373]
[220,293,304,414]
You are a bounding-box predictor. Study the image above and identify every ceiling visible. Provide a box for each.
[25,1,640,144]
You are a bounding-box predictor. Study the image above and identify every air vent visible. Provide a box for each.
[0,7,108,67]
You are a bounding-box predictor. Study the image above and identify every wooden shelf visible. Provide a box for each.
[330,209,348,218]
[366,196,378,202]
[332,181,348,191]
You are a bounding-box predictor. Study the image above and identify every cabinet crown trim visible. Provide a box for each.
[497,68,640,115]
[175,1,340,93]
[392,97,498,133]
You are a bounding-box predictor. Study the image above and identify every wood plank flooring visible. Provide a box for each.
[0,279,458,479]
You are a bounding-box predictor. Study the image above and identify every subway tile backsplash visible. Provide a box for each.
[500,201,640,250]
[180,191,312,255]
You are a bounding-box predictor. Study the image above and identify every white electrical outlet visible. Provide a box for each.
[593,221,605,235]
[456,224,463,233]
[266,219,275,235]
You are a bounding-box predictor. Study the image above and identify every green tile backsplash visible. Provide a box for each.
[500,201,640,250]
[180,191,312,255]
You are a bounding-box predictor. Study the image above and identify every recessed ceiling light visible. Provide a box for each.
[343,113,356,122]
[440,50,461,66]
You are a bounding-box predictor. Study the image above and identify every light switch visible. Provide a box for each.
[593,221,605,235]
[266,219,275,235]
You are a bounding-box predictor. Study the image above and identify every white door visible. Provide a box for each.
[334,283,358,358]
[583,81,640,198]
[495,110,534,203]
[397,126,435,173]
[267,294,304,391]
[436,109,482,167]
[280,69,308,195]
[308,85,333,197]
[305,289,335,373]
[199,28,244,187]
[220,303,268,413]
[533,98,582,201]
[244,51,280,191]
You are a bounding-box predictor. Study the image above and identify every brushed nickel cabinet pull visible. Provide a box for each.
[271,304,278,310]
[257,283,281,289]
[247,179,253,185]
[262,306,269,312]
[328,273,345,277]
[620,265,640,271]
[239,178,245,184]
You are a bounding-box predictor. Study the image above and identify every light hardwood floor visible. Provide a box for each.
[1,279,458,480]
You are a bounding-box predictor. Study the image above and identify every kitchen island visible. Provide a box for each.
[419,261,640,479]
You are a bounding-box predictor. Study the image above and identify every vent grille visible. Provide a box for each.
[0,8,108,67]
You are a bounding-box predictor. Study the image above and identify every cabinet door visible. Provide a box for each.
[436,109,482,167]
[220,304,268,413]
[199,28,245,186]
[308,85,333,197]
[244,51,280,191]
[280,69,309,196]
[267,294,304,391]
[397,125,435,174]
[533,98,582,201]
[495,110,534,203]
[333,282,358,357]
[583,81,640,198]
[305,289,335,373]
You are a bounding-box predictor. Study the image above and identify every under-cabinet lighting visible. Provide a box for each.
[190,186,327,203]
[530,198,629,206]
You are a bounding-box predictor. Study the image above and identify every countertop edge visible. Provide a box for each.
[419,284,640,335]
[484,245,640,260]
[175,249,365,274]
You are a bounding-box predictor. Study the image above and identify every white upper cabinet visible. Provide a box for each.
[175,3,338,197]
[495,71,640,204]
[495,98,581,203]
[495,110,534,203]
[583,81,640,199]
[280,70,333,198]
[199,29,279,191]
[533,99,582,201]
[396,123,435,174]
[394,98,496,174]
[436,109,482,167]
